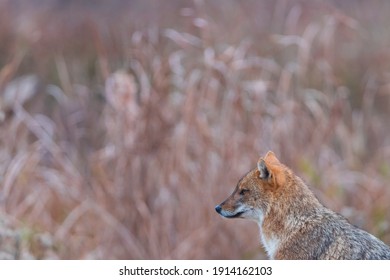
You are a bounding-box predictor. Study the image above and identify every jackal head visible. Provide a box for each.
[215,151,286,223]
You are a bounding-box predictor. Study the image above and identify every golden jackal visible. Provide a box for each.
[215,151,390,260]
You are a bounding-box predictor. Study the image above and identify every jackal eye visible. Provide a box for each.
[239,189,249,195]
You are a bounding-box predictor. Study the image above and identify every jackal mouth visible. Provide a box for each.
[226,210,246,218]
[215,204,248,218]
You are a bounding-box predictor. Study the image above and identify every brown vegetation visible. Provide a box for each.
[1,0,390,259]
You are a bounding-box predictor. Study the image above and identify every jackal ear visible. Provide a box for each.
[257,151,286,187]
[263,151,281,165]
[257,159,270,179]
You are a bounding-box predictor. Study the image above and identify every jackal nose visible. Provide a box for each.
[215,205,222,214]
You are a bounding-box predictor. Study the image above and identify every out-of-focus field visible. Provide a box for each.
[1,0,390,259]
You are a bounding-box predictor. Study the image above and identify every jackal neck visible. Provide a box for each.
[260,175,323,250]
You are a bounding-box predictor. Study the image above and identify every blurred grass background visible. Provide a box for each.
[1,0,390,259]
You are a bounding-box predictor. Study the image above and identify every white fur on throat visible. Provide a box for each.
[258,226,280,259]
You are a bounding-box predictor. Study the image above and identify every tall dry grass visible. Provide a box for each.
[1,0,390,259]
